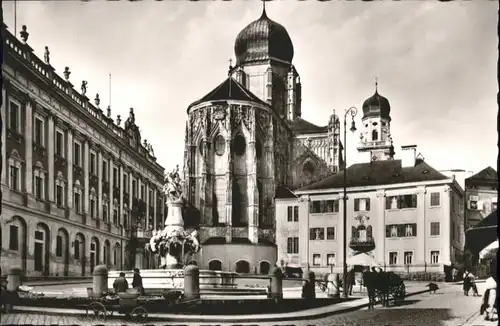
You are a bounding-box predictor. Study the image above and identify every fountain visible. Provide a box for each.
[108,165,236,294]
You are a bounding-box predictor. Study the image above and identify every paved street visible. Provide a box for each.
[2,283,495,326]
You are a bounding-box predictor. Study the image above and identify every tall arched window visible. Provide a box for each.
[233,134,246,156]
[214,135,225,156]
[303,161,315,179]
[372,130,378,141]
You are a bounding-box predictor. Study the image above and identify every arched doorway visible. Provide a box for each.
[208,259,222,271]
[56,228,70,276]
[103,240,111,268]
[90,237,100,273]
[34,223,51,276]
[7,216,28,273]
[259,261,271,275]
[74,233,85,276]
[235,260,250,274]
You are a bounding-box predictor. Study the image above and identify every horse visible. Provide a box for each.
[362,271,378,309]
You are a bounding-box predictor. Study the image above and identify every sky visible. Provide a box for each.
[3,1,498,178]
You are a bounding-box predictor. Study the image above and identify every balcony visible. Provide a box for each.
[349,236,376,253]
[135,228,152,240]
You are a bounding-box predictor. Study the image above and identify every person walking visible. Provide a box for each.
[463,270,471,296]
[451,267,458,282]
[346,269,356,296]
[132,268,145,296]
[113,272,129,293]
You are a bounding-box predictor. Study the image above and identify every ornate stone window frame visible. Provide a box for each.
[55,127,66,158]
[89,187,98,218]
[55,171,66,207]
[33,113,46,147]
[33,161,47,200]
[73,139,83,167]
[8,150,23,191]
[102,193,110,223]
[8,98,22,134]
[113,198,119,225]
[73,180,83,214]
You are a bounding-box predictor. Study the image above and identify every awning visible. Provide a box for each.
[479,240,499,259]
[464,210,498,256]
[346,253,380,267]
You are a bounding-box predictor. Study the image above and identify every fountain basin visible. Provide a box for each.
[108,269,239,296]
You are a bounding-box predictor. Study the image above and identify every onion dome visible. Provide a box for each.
[234,8,294,66]
[362,89,391,121]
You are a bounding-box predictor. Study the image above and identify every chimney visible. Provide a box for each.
[401,145,417,168]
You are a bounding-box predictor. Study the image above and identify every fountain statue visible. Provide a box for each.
[147,165,200,269]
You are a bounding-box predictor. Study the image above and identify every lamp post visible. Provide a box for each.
[342,106,358,298]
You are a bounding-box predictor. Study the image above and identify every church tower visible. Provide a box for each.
[230,6,301,121]
[357,81,395,161]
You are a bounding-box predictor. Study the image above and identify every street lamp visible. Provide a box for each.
[342,106,358,298]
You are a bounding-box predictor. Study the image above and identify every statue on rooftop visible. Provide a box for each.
[44,46,50,65]
[63,67,71,81]
[20,25,29,43]
[81,81,88,96]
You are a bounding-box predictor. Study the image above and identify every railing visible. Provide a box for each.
[3,27,159,169]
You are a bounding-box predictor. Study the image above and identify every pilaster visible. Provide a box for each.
[153,188,157,230]
[375,190,386,264]
[97,150,103,218]
[298,196,310,268]
[1,86,7,185]
[145,181,150,230]
[128,171,133,227]
[83,139,90,215]
[109,157,114,219]
[119,165,124,226]
[442,186,451,265]
[25,101,33,194]
[66,128,73,208]
[416,187,426,264]
[47,113,55,201]
[247,111,259,243]
[224,109,233,243]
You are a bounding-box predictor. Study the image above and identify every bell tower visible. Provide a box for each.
[357,80,395,161]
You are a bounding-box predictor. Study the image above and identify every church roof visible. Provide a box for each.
[287,117,328,135]
[297,159,449,191]
[187,76,268,110]
[465,166,498,187]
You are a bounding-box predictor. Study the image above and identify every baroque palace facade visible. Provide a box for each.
[275,78,466,279]
[1,23,165,277]
[187,8,344,273]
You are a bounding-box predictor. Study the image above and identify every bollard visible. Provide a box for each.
[184,264,200,300]
[4,266,22,313]
[302,269,316,299]
[6,266,22,292]
[327,273,340,298]
[92,265,108,297]
[268,266,283,299]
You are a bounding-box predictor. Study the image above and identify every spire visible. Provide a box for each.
[228,58,233,76]
[375,77,378,93]
[261,0,268,18]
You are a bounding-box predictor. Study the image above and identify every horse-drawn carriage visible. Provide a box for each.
[363,271,405,308]
[85,289,184,322]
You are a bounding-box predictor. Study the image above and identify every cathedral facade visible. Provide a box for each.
[185,9,343,273]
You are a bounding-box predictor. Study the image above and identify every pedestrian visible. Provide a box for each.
[113,272,129,293]
[451,267,458,282]
[346,269,356,295]
[132,268,145,296]
[469,271,479,296]
[463,269,471,296]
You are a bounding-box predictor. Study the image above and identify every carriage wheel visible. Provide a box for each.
[131,306,148,323]
[85,302,107,322]
[395,284,406,302]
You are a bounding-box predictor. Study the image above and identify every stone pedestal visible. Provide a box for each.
[163,199,185,268]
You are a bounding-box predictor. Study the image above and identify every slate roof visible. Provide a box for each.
[297,159,449,191]
[287,117,329,135]
[464,210,498,255]
[275,186,298,199]
[465,166,498,187]
[188,77,268,110]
